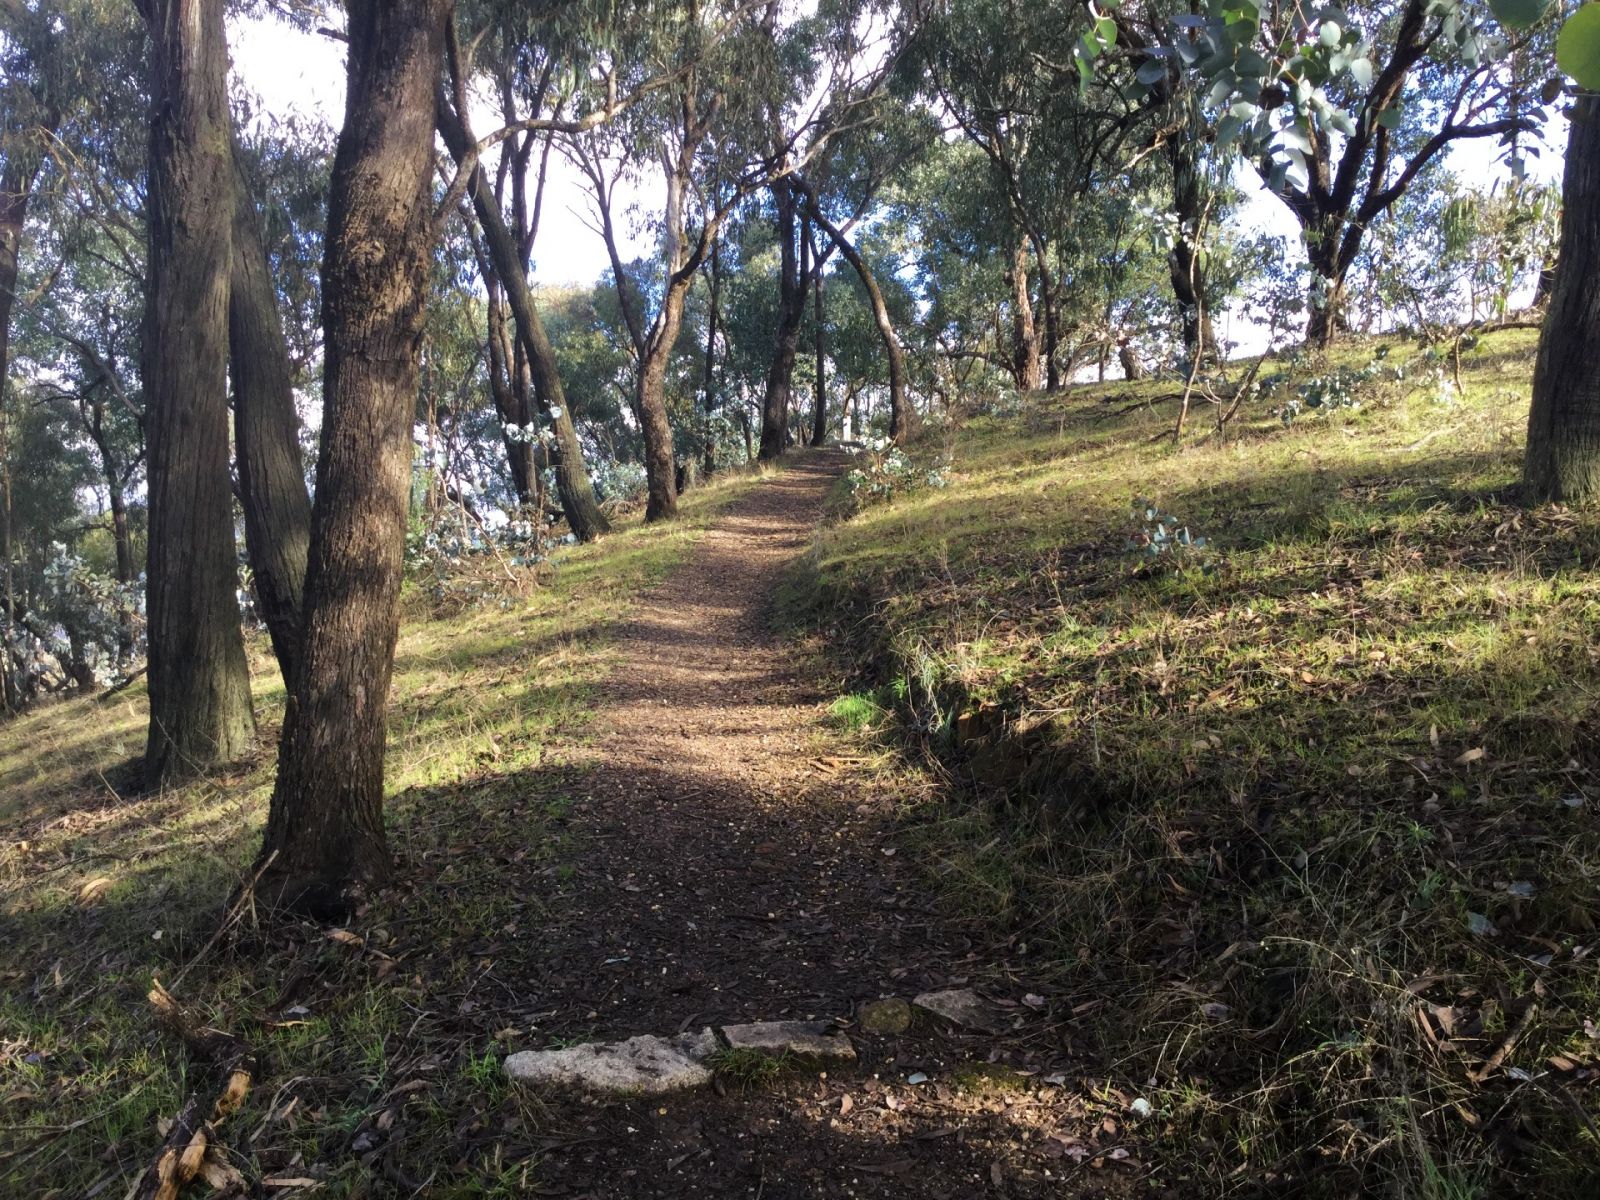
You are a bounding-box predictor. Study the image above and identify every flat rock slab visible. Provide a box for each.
[505,1028,718,1094]
[721,1020,856,1061]
[913,987,1003,1032]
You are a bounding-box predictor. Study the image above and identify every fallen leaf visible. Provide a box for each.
[1455,747,1486,765]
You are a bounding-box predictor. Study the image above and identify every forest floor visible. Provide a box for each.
[5,327,1597,1199]
[1,451,1143,1200]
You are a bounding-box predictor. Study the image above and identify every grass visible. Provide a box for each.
[0,467,763,1197]
[782,329,1600,1198]
[705,1046,799,1091]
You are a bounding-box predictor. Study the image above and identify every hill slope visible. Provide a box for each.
[788,329,1600,1197]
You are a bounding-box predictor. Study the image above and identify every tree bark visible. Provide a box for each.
[1,130,52,406]
[1007,241,1041,391]
[230,140,312,688]
[811,236,828,446]
[701,234,721,476]
[801,186,916,444]
[137,0,255,782]
[1524,93,1600,506]
[257,0,450,913]
[484,285,539,504]
[759,183,807,460]
[435,95,610,542]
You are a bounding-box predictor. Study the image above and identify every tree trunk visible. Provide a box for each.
[230,140,312,688]
[636,271,694,520]
[1118,338,1145,381]
[701,235,721,476]
[436,96,610,542]
[485,286,538,505]
[759,184,806,460]
[804,192,916,444]
[257,0,450,914]
[811,244,828,446]
[138,0,255,782]
[1524,92,1600,506]
[1,131,52,406]
[1008,242,1041,390]
[1164,99,1217,362]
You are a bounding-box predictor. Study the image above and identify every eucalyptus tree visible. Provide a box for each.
[1524,7,1600,503]
[136,0,256,781]
[1094,0,1556,345]
[435,7,613,542]
[257,0,455,910]
[913,0,1122,389]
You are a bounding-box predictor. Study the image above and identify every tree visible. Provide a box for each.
[1524,87,1600,503]
[1113,0,1549,345]
[230,136,312,687]
[256,0,452,912]
[797,175,916,443]
[435,41,612,542]
[136,0,255,781]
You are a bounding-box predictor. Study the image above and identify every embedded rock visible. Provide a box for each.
[505,1028,717,1094]
[720,1020,856,1061]
[913,987,1003,1032]
[856,997,912,1035]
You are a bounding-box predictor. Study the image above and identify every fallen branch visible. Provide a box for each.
[128,983,256,1200]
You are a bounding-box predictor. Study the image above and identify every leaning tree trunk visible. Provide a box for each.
[138,0,255,782]
[811,249,828,446]
[1303,217,1353,349]
[230,140,312,688]
[804,193,916,444]
[436,97,610,542]
[701,235,721,477]
[257,0,451,913]
[1524,92,1600,506]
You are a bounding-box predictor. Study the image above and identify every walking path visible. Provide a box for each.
[514,452,1128,1198]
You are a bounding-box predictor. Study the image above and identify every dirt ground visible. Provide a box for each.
[511,452,1154,1198]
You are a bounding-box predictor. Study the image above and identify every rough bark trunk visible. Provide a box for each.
[1118,338,1145,381]
[436,97,610,542]
[804,192,916,444]
[759,185,806,460]
[701,236,721,476]
[1008,242,1041,391]
[257,0,450,913]
[230,141,312,688]
[1,137,51,404]
[636,270,694,520]
[811,247,827,446]
[485,286,538,505]
[138,0,255,782]
[1524,93,1600,506]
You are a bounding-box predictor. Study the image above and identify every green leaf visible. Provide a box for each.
[1347,56,1373,88]
[1376,104,1403,129]
[1488,0,1550,30]
[1557,4,1600,88]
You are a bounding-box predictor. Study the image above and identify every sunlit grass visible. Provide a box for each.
[786,329,1600,1197]
[0,465,764,1196]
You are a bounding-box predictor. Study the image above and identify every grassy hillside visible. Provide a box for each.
[0,470,761,1197]
[788,329,1600,1197]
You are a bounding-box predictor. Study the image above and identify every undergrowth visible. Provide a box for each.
[784,329,1600,1198]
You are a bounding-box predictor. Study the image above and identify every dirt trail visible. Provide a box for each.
[520,453,1128,1199]
[531,449,964,1034]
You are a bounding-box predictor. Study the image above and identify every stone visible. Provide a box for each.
[720,1020,856,1061]
[504,1028,717,1094]
[856,997,912,1035]
[913,987,1002,1032]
